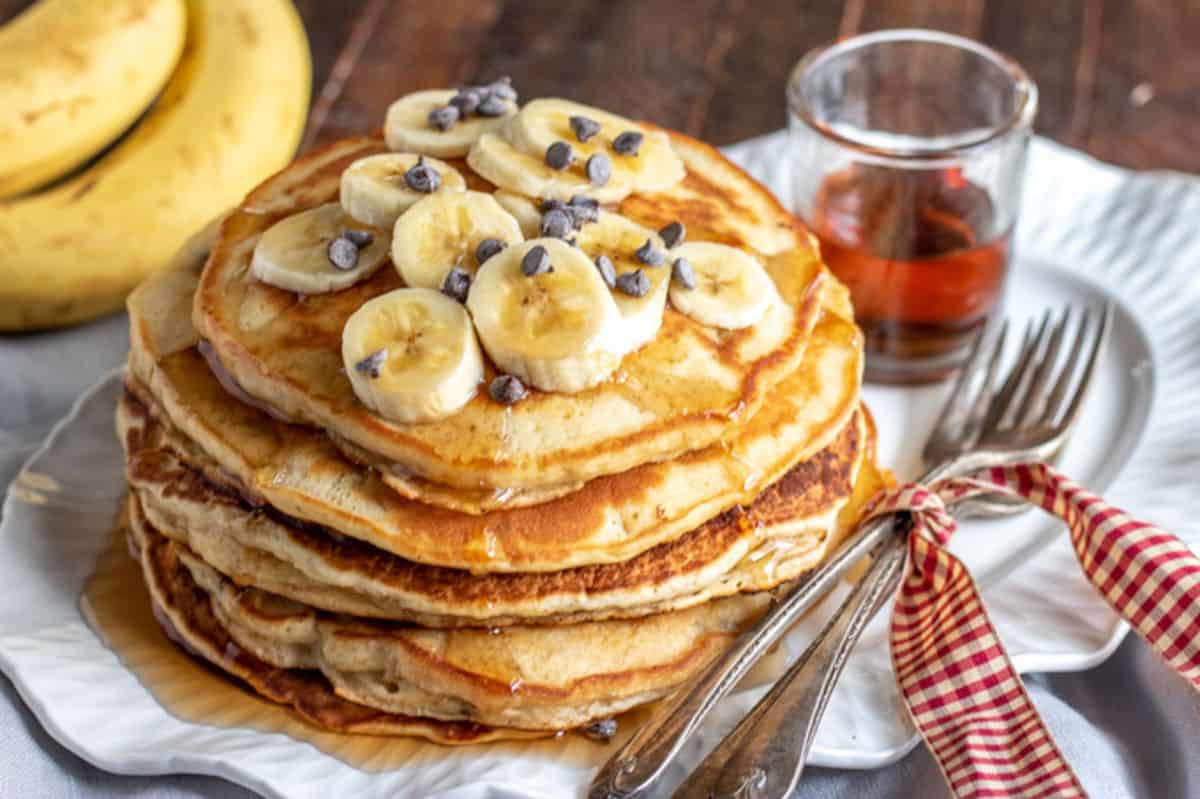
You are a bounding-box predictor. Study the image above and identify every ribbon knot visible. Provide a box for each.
[864,462,1200,799]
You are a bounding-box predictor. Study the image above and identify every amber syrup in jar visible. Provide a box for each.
[810,163,1010,384]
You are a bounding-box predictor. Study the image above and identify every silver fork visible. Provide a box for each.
[589,304,1111,799]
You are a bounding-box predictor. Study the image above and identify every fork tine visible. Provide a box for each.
[961,320,1008,444]
[928,322,995,439]
[1056,303,1112,430]
[1013,307,1072,427]
[1041,308,1091,425]
[982,311,1047,432]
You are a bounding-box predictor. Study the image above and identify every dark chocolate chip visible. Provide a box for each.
[567,203,598,227]
[545,141,574,170]
[671,256,696,290]
[594,254,616,288]
[489,374,528,405]
[568,194,599,209]
[615,269,650,297]
[539,198,566,213]
[612,130,644,156]
[354,349,387,379]
[427,104,459,131]
[635,238,665,266]
[486,76,518,102]
[586,153,612,186]
[475,237,506,264]
[583,719,619,743]
[477,94,509,117]
[342,228,374,248]
[449,89,481,116]
[540,208,572,239]
[659,221,685,248]
[327,237,360,270]
[569,115,601,142]
[521,245,552,276]
[441,267,472,302]
[405,157,441,193]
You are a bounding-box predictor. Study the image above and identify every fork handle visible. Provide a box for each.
[676,529,908,799]
[587,514,896,799]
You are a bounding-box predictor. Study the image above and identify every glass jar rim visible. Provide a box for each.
[788,28,1038,162]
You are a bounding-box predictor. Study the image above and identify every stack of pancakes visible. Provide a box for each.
[117,123,882,744]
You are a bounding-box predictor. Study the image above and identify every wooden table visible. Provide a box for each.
[3,0,1198,173]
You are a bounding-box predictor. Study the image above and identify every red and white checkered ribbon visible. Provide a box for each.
[864,462,1200,799]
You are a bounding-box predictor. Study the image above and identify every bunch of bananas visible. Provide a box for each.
[0,0,311,331]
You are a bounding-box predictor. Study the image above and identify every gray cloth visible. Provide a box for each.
[1,317,1197,799]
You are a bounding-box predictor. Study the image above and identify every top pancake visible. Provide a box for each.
[193,132,835,492]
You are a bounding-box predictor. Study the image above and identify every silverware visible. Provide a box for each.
[589,304,1110,799]
[671,303,1110,799]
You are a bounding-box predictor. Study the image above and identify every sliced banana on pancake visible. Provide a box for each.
[575,211,669,354]
[467,238,623,393]
[392,190,523,291]
[250,203,390,294]
[384,89,517,158]
[667,242,778,329]
[508,98,686,195]
[339,153,466,229]
[492,190,543,238]
[342,288,484,423]
[468,132,631,204]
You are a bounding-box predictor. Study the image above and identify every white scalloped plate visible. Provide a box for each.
[0,134,1197,797]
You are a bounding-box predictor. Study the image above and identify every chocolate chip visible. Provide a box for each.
[635,238,665,266]
[427,104,459,131]
[540,208,572,239]
[342,228,374,248]
[354,349,387,379]
[475,237,506,264]
[545,141,574,171]
[441,267,472,302]
[568,194,599,209]
[539,198,566,213]
[567,204,598,227]
[477,94,509,117]
[450,89,481,116]
[671,257,696,290]
[569,115,601,142]
[659,221,685,248]
[489,374,528,405]
[586,153,612,186]
[583,719,618,743]
[485,76,518,103]
[594,254,616,288]
[616,269,650,297]
[405,157,441,193]
[612,130,644,156]
[327,237,359,270]
[521,245,551,276]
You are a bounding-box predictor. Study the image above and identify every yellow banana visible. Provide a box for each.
[0,0,312,331]
[0,0,188,199]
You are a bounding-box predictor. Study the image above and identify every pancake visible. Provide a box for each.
[122,388,874,626]
[192,132,838,493]
[130,509,539,745]
[128,263,863,572]
[131,503,773,732]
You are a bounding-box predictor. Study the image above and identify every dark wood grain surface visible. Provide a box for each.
[2,0,1197,171]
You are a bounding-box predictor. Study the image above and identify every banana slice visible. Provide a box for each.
[384,89,517,158]
[492,190,543,238]
[392,190,523,291]
[467,238,623,393]
[667,242,778,330]
[250,203,390,294]
[507,98,686,195]
[342,288,485,423]
[574,211,669,355]
[467,133,630,203]
[339,153,466,229]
